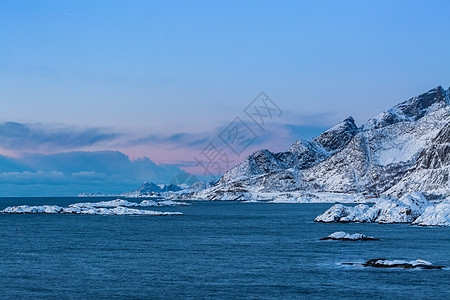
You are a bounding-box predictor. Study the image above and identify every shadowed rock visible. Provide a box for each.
[341,259,444,270]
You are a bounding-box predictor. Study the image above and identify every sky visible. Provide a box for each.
[1,0,450,195]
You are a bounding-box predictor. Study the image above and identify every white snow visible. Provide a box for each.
[368,259,434,267]
[315,192,450,226]
[322,231,377,241]
[1,199,186,215]
[69,199,140,209]
[342,258,443,269]
[314,204,369,222]
[179,189,377,204]
[1,205,182,215]
[374,259,408,266]
[2,205,64,214]
[155,200,191,206]
[412,200,450,227]
[409,259,433,266]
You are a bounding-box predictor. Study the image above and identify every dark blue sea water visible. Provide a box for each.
[0,197,449,299]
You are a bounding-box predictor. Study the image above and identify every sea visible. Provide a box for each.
[0,197,449,299]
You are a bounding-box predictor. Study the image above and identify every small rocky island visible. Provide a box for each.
[341,259,445,270]
[320,231,379,241]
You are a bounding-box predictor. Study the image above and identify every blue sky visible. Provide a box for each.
[1,0,450,195]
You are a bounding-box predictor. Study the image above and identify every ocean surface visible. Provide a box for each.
[0,197,449,299]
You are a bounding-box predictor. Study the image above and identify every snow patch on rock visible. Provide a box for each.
[342,259,445,269]
[320,231,379,241]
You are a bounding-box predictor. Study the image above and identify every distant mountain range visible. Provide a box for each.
[125,181,182,196]
[183,86,450,201]
[78,181,183,197]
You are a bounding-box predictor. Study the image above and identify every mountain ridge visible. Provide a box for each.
[181,85,450,201]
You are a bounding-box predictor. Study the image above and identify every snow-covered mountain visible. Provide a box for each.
[181,86,450,201]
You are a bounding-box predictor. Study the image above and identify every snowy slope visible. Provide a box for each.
[388,121,450,195]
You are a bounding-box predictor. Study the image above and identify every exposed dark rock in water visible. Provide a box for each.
[341,259,445,270]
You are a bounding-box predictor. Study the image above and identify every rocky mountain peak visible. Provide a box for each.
[364,86,448,130]
[220,117,361,184]
[137,181,162,194]
[312,116,359,153]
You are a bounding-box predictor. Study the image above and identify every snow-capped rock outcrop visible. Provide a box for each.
[2,205,65,214]
[179,86,450,201]
[412,198,450,227]
[320,231,379,241]
[342,259,445,269]
[315,192,449,226]
[312,116,359,153]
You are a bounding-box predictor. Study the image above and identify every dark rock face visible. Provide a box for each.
[417,122,450,170]
[288,140,328,169]
[247,149,289,173]
[432,121,450,144]
[161,184,182,192]
[313,117,359,153]
[417,144,450,170]
[364,86,448,130]
[396,87,447,120]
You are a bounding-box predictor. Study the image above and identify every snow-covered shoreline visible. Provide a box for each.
[314,192,450,227]
[0,199,187,216]
[169,190,381,203]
